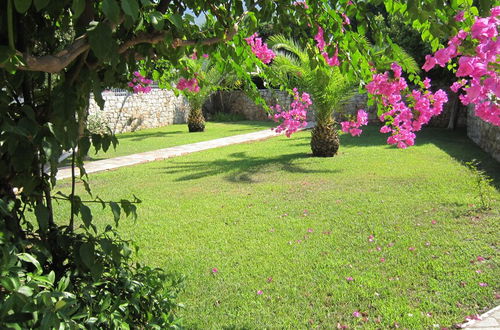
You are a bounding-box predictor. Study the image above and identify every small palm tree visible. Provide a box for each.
[267,35,357,157]
[178,55,239,132]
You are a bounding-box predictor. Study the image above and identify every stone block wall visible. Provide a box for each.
[89,88,189,134]
[207,89,294,121]
[467,107,500,162]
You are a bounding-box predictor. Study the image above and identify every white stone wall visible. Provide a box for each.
[467,106,500,162]
[89,88,190,134]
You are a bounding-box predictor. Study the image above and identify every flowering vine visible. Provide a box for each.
[128,71,153,93]
[345,63,448,148]
[245,33,276,64]
[176,77,200,93]
[423,6,499,126]
[314,26,340,67]
[270,88,312,137]
[340,110,368,136]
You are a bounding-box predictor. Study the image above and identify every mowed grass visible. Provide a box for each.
[78,121,275,162]
[53,126,500,329]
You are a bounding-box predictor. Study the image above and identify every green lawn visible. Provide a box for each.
[78,121,275,162]
[54,126,500,329]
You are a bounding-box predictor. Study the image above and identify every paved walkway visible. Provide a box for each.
[462,305,500,329]
[56,125,312,180]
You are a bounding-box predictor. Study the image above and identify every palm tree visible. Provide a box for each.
[267,35,357,157]
[179,56,239,132]
[267,35,420,157]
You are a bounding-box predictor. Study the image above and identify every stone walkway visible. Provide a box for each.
[462,305,500,329]
[56,125,312,180]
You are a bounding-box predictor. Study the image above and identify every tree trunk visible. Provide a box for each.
[188,108,206,132]
[310,121,340,157]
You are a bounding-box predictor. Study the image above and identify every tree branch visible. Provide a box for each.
[10,36,90,74]
[2,13,244,74]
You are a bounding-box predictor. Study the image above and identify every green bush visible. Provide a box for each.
[0,224,184,329]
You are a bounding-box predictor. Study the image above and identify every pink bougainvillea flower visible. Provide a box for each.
[423,77,432,89]
[202,53,209,58]
[176,77,200,93]
[422,55,437,72]
[465,314,481,321]
[346,277,354,282]
[271,88,311,137]
[341,13,350,25]
[293,1,309,9]
[380,258,385,263]
[257,290,263,295]
[307,228,314,233]
[454,10,465,22]
[368,234,375,242]
[408,247,416,251]
[353,311,361,318]
[475,269,482,274]
[211,267,218,274]
[431,220,437,224]
[314,26,326,51]
[245,33,276,64]
[190,52,198,60]
[477,256,486,262]
[479,282,488,287]
[376,246,382,251]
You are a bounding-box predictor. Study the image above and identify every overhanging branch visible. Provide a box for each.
[1,14,244,74]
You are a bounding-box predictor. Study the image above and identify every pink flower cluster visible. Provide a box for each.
[423,7,499,126]
[128,71,153,93]
[293,1,309,9]
[176,77,200,93]
[245,33,276,64]
[271,88,312,137]
[366,63,448,148]
[314,26,340,67]
[341,109,368,136]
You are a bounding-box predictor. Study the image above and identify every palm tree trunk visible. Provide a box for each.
[310,121,340,157]
[188,108,205,132]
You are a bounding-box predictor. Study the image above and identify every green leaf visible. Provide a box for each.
[17,286,33,297]
[34,0,49,11]
[168,13,184,31]
[88,23,115,61]
[121,0,139,20]
[102,0,121,24]
[79,204,92,228]
[150,11,164,30]
[54,299,66,311]
[17,253,42,273]
[34,204,49,233]
[72,0,85,19]
[79,242,95,269]
[109,201,121,226]
[14,0,32,13]
[78,136,91,157]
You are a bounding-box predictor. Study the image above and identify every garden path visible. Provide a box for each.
[463,305,500,329]
[56,123,314,180]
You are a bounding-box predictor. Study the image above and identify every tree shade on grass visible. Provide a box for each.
[53,127,499,329]
[78,121,276,162]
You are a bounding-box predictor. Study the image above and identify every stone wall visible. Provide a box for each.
[467,107,500,162]
[206,89,294,121]
[89,88,189,134]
